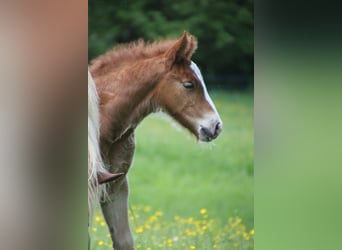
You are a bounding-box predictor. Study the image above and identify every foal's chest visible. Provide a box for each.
[102,131,136,174]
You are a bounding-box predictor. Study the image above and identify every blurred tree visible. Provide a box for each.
[89,0,253,87]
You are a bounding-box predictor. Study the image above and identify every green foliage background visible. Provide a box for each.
[89,0,253,88]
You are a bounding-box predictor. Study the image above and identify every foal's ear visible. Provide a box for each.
[164,31,198,68]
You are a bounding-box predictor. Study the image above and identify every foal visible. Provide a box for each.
[90,32,222,250]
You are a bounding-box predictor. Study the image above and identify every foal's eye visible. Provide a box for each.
[182,82,194,89]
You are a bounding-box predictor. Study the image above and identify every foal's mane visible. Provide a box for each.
[90,38,177,77]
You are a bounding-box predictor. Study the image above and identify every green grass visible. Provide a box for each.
[90,91,254,249]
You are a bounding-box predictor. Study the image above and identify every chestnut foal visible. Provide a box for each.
[90,32,222,250]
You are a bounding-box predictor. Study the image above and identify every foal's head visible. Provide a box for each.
[154,32,222,142]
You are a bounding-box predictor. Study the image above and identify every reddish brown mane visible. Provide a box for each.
[90,38,178,77]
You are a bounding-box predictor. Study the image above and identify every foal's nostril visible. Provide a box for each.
[215,122,222,135]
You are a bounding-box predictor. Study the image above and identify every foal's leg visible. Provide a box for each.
[101,176,134,250]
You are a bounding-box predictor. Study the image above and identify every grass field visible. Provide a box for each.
[90,91,254,249]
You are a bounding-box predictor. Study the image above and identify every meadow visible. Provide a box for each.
[90,91,254,250]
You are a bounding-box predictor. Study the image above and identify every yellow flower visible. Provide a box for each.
[185,229,197,236]
[135,227,144,234]
[189,245,196,250]
[91,227,97,232]
[155,211,163,216]
[98,240,104,246]
[200,208,207,215]
[231,217,242,228]
[100,221,106,227]
[95,216,101,222]
[243,232,250,240]
[166,238,173,246]
[149,215,157,222]
[147,248,152,250]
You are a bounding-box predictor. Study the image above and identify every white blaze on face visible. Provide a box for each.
[190,61,223,141]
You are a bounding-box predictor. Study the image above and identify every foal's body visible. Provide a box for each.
[90,32,222,250]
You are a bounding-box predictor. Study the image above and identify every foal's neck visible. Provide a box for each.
[98,58,164,142]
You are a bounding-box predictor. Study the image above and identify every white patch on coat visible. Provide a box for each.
[190,61,222,140]
[190,61,219,114]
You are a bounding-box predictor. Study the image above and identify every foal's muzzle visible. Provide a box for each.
[199,121,222,142]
